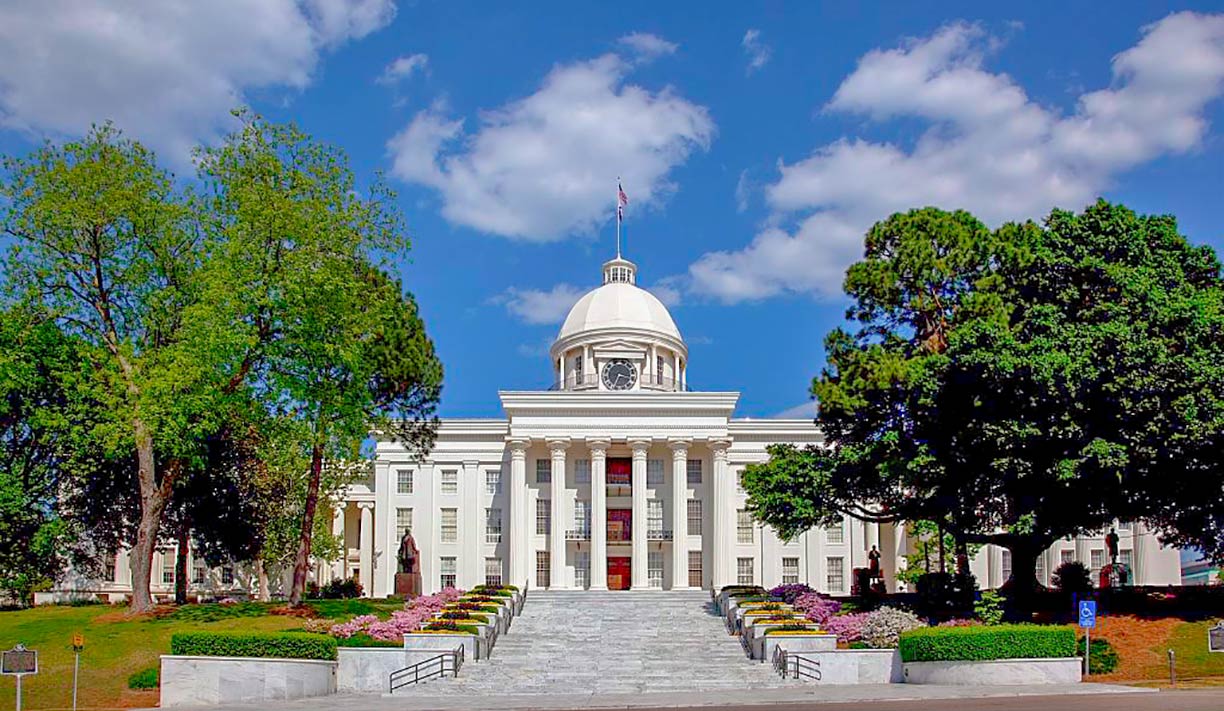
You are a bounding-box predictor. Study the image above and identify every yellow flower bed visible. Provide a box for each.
[763,628,825,636]
[743,608,797,617]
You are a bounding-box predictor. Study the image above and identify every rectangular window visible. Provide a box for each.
[440,556,457,589]
[737,557,755,586]
[1035,556,1046,583]
[486,507,502,544]
[1001,550,1012,582]
[1117,520,1132,532]
[574,458,591,485]
[648,499,664,535]
[1090,549,1104,582]
[536,550,551,588]
[192,561,206,585]
[688,550,703,588]
[396,508,413,540]
[440,508,458,543]
[656,354,664,385]
[737,509,754,544]
[687,499,702,536]
[1119,549,1133,570]
[396,469,413,494]
[221,566,234,585]
[648,551,664,588]
[441,469,458,494]
[536,459,551,483]
[826,556,845,592]
[484,557,502,587]
[826,518,845,544]
[161,553,175,585]
[1060,549,1074,565]
[782,557,800,585]
[574,500,590,536]
[486,469,502,495]
[647,459,664,487]
[574,355,583,382]
[536,498,551,535]
[575,551,590,589]
[686,459,702,485]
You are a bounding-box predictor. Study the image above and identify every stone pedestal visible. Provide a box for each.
[394,572,421,598]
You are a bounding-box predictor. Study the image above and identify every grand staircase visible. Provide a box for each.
[441,590,791,695]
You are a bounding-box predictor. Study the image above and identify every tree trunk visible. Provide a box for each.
[937,523,946,574]
[175,524,190,605]
[128,421,174,614]
[288,443,324,606]
[255,558,271,602]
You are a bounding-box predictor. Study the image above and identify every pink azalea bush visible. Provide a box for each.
[821,612,869,643]
[793,592,841,624]
[330,587,466,641]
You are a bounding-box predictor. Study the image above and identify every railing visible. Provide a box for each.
[646,529,673,541]
[548,373,691,392]
[565,529,591,541]
[739,620,752,658]
[772,647,821,681]
[389,645,464,692]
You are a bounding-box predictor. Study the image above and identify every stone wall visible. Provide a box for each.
[159,656,336,707]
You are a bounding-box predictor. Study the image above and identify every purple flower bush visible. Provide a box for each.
[821,612,869,643]
[768,583,814,604]
[330,587,465,642]
[793,592,841,623]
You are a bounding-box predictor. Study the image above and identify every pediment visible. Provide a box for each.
[591,339,647,359]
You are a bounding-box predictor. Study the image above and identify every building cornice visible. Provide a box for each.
[499,390,739,414]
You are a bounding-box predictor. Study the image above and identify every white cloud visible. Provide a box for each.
[742,29,772,74]
[734,169,752,212]
[690,12,1224,302]
[387,51,714,241]
[772,401,816,419]
[618,32,678,61]
[378,53,429,84]
[0,0,395,162]
[495,284,586,325]
[646,277,682,307]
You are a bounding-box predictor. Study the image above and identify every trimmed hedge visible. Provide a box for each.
[127,665,159,689]
[899,624,1076,663]
[170,632,337,661]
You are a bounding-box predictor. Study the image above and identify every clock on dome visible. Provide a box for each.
[601,359,638,391]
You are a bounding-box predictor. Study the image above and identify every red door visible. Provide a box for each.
[608,557,631,590]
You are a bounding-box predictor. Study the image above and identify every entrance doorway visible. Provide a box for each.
[608,556,631,590]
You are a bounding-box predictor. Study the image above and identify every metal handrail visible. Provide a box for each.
[565,529,591,540]
[388,645,464,692]
[739,622,752,658]
[772,647,821,681]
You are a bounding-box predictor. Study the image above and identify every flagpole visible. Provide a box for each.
[616,177,622,259]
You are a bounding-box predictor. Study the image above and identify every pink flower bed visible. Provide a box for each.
[794,592,841,623]
[821,612,869,643]
[330,587,465,642]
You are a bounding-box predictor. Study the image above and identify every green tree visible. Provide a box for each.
[196,114,442,605]
[743,202,1224,611]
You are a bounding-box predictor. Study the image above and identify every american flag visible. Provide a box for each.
[617,182,629,221]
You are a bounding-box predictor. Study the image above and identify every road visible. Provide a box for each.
[612,689,1224,711]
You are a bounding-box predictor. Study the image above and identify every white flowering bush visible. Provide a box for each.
[860,606,925,648]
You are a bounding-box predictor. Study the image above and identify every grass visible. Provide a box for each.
[0,599,402,710]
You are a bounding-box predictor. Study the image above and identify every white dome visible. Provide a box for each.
[557,281,682,343]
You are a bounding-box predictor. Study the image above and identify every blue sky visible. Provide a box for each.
[1,1,1222,418]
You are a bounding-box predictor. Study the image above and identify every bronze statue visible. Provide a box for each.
[397,531,419,574]
[1106,527,1120,564]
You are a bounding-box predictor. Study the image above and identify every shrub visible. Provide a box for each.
[127,666,158,690]
[974,590,1005,625]
[312,578,363,600]
[422,622,479,635]
[794,593,841,623]
[335,634,405,648]
[1052,561,1092,595]
[170,632,337,660]
[860,607,925,648]
[768,583,815,604]
[899,624,1076,662]
[1078,636,1119,674]
[823,612,869,643]
[915,571,977,621]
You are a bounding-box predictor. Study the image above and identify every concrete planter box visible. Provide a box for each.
[404,632,478,661]
[159,655,336,707]
[337,648,406,694]
[903,657,1082,685]
[763,633,837,662]
[778,649,902,685]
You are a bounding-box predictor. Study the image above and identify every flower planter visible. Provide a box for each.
[404,632,479,661]
[762,633,837,662]
[783,649,903,685]
[902,658,1082,685]
[159,655,336,707]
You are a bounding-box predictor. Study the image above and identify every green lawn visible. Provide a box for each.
[0,600,402,710]
[1169,620,1224,682]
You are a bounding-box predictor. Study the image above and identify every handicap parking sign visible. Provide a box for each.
[1078,600,1097,628]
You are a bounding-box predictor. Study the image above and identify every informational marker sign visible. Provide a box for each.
[1078,600,1097,629]
[1,645,36,676]
[1210,621,1224,653]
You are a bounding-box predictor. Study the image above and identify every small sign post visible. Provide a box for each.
[2,644,38,711]
[1209,621,1224,654]
[72,633,84,711]
[1078,600,1097,676]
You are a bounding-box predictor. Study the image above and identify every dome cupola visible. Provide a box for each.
[550,256,687,392]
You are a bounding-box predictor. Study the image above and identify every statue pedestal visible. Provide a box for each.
[395,572,422,598]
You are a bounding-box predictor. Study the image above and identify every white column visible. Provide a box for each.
[630,439,650,590]
[670,440,690,589]
[508,439,529,588]
[358,502,374,597]
[331,505,345,580]
[589,439,609,590]
[372,461,391,597]
[548,439,569,589]
[711,440,731,588]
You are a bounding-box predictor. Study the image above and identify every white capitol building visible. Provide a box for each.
[42,253,1182,603]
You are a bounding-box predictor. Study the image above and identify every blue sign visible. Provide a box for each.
[1078,600,1097,629]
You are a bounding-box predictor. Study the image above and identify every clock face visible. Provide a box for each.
[601,359,638,391]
